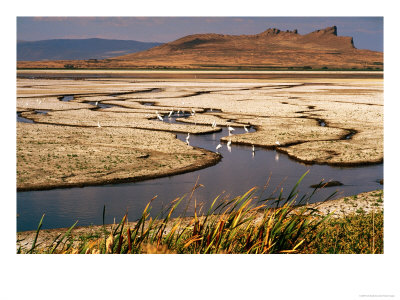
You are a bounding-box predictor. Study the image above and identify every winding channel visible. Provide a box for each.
[17,97,383,231]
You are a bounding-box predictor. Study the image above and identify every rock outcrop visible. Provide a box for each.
[17,26,382,70]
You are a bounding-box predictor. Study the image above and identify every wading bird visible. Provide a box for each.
[168,110,173,118]
[275,141,280,146]
[156,111,163,121]
[216,144,222,151]
[244,125,249,133]
[97,121,101,128]
[191,108,196,116]
[227,140,232,152]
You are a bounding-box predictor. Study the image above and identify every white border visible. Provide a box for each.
[3,1,399,300]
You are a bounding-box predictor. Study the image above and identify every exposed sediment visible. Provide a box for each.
[17,73,383,190]
[17,122,220,191]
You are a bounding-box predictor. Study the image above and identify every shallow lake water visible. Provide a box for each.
[17,112,34,123]
[17,114,383,231]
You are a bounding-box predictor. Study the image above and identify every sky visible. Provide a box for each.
[17,17,384,51]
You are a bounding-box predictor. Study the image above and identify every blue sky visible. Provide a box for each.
[17,17,383,51]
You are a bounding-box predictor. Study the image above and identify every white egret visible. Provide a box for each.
[97,121,101,128]
[186,133,190,143]
[95,101,98,106]
[252,145,255,152]
[168,110,173,117]
[227,140,232,152]
[216,144,222,151]
[275,141,280,146]
[228,126,235,132]
[244,125,249,133]
[156,111,163,121]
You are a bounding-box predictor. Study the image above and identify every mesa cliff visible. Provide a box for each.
[17,26,383,70]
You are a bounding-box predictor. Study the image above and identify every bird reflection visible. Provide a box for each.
[275,153,279,161]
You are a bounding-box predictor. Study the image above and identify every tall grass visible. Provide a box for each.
[303,210,383,254]
[19,173,382,254]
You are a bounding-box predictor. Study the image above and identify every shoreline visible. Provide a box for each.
[17,70,384,73]
[17,146,221,192]
[17,151,383,193]
[17,69,383,80]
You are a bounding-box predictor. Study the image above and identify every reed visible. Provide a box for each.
[20,173,383,254]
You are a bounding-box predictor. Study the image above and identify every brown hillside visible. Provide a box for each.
[17,26,383,70]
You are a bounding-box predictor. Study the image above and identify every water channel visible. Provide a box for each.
[17,107,383,231]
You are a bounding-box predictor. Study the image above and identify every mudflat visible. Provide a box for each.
[17,71,383,191]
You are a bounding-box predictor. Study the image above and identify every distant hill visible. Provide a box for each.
[17,26,383,70]
[17,38,162,61]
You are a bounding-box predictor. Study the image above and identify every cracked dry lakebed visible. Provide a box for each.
[16,71,383,231]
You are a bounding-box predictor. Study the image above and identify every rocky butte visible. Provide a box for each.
[17,26,383,70]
